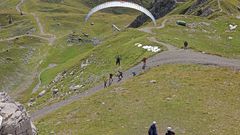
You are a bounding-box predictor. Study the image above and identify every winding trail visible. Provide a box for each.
[32,64,57,93]
[31,36,240,120]
[0,34,51,42]
[31,13,56,45]
[0,0,56,45]
[139,19,168,34]
[16,0,24,13]
[218,0,223,13]
[13,0,239,121]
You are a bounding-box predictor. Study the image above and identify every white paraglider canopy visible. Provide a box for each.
[85,1,156,26]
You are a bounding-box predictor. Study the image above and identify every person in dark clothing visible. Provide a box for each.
[108,73,114,86]
[117,71,123,82]
[103,76,108,88]
[165,127,175,135]
[148,121,158,135]
[115,55,121,66]
[142,57,147,70]
[184,41,188,49]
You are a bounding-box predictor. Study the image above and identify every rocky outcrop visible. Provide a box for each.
[185,0,209,15]
[199,6,213,17]
[129,0,176,28]
[0,92,37,135]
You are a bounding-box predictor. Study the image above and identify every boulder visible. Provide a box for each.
[129,0,176,28]
[38,90,46,97]
[150,80,157,83]
[0,92,37,135]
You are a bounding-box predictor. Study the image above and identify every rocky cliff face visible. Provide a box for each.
[0,92,37,135]
[185,0,213,17]
[129,0,176,28]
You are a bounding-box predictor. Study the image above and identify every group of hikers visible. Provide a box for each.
[104,41,189,87]
[103,54,148,88]
[148,121,175,135]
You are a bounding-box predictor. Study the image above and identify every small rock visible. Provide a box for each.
[70,71,74,75]
[166,97,172,101]
[150,80,157,83]
[38,90,46,97]
[29,98,35,102]
[52,89,59,95]
[229,24,237,31]
[69,85,82,91]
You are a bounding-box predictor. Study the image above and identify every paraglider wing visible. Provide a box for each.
[85,1,156,26]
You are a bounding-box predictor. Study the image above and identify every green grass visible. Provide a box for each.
[29,29,164,112]
[36,64,240,135]
[0,0,139,101]
[0,36,48,94]
[153,15,240,58]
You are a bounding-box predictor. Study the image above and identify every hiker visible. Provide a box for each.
[148,121,158,135]
[103,76,108,88]
[165,127,175,135]
[117,71,123,81]
[184,41,188,49]
[142,57,147,70]
[115,55,121,66]
[108,73,114,86]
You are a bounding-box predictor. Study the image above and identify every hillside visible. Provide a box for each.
[36,64,240,134]
[0,0,240,134]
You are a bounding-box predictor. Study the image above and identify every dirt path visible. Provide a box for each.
[31,37,240,120]
[16,0,24,13]
[218,0,223,12]
[1,0,57,45]
[0,34,51,42]
[32,64,57,93]
[138,19,168,34]
[31,13,56,45]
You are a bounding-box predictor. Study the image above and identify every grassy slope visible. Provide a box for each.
[0,0,49,94]
[29,29,164,112]
[153,15,240,58]
[0,0,141,101]
[5,0,239,111]
[17,0,165,108]
[36,64,240,135]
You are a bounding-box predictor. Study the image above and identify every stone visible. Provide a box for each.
[70,71,74,75]
[0,92,37,135]
[52,89,59,95]
[38,90,46,97]
[69,85,82,91]
[150,80,157,83]
[229,24,237,31]
[29,98,35,102]
[200,7,213,17]
[53,73,63,83]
